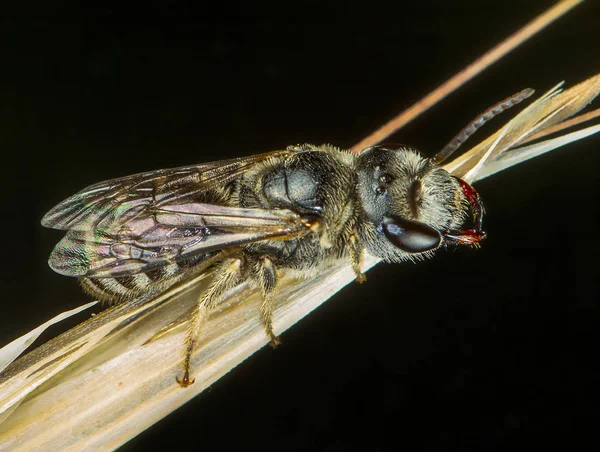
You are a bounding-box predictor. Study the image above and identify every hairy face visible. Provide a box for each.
[355,146,470,262]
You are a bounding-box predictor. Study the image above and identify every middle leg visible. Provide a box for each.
[254,255,281,348]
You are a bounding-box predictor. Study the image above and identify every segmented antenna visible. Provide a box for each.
[431,88,535,164]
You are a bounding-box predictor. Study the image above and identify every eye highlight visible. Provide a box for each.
[407,179,422,218]
[381,215,441,253]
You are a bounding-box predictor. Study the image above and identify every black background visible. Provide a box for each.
[1,1,598,450]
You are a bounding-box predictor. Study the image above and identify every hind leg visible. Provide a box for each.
[178,256,244,387]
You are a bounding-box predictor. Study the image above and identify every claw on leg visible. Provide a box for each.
[178,258,243,387]
[176,339,198,387]
[354,271,367,284]
[176,372,196,388]
[269,334,282,348]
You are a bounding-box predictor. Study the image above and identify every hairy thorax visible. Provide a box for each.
[236,147,358,271]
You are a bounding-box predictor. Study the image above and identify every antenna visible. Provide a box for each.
[431,88,535,164]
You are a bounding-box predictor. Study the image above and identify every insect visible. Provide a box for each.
[42,89,533,387]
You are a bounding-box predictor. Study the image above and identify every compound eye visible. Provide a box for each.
[382,215,441,253]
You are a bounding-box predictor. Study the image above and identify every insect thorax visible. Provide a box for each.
[236,146,359,270]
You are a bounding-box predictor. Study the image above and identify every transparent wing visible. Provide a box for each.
[42,150,290,231]
[42,150,310,278]
[48,204,308,277]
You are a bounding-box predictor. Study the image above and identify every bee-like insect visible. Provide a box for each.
[42,89,533,386]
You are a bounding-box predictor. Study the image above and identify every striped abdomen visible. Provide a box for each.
[79,258,202,304]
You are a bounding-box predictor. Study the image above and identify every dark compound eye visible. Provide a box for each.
[382,215,441,253]
[407,179,422,218]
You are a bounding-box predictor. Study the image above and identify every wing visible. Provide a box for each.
[42,150,310,278]
[42,150,291,231]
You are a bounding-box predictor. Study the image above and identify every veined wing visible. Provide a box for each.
[42,150,291,232]
[48,203,310,277]
[42,150,312,278]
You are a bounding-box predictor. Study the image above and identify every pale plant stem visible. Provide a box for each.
[349,0,583,153]
[0,2,597,451]
[520,106,600,143]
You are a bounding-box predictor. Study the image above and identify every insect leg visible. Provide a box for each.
[177,257,244,387]
[255,255,281,348]
[349,232,366,283]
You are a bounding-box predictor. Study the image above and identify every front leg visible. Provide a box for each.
[349,232,366,284]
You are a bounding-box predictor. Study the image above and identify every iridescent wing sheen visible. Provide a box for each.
[42,150,308,278]
[42,151,289,231]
